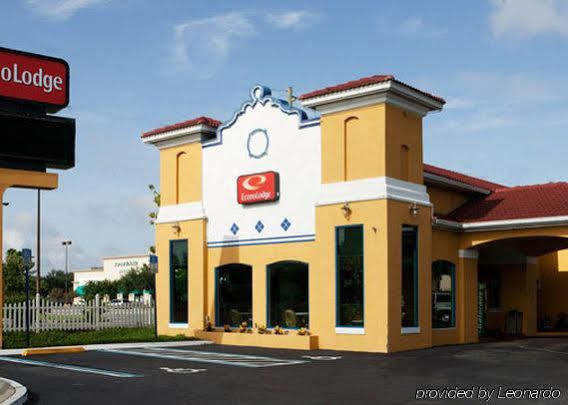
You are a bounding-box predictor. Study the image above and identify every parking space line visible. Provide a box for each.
[516,345,568,356]
[99,348,308,368]
[0,356,143,378]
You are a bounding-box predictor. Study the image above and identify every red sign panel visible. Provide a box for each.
[0,47,69,112]
[237,171,280,205]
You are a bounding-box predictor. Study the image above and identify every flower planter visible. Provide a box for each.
[195,330,319,350]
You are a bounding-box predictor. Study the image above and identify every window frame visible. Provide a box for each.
[401,225,419,333]
[335,224,365,332]
[431,260,456,330]
[169,238,188,326]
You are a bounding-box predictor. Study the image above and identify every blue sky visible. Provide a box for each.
[2,0,568,270]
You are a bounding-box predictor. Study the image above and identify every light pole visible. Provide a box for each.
[62,240,72,295]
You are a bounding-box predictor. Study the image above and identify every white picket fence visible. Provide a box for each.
[2,294,155,333]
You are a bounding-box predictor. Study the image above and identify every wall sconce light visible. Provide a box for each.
[409,202,419,217]
[341,202,352,218]
[172,223,181,234]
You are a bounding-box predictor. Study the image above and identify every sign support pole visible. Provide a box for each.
[36,190,40,296]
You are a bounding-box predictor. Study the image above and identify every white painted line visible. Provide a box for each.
[302,355,342,360]
[0,340,212,356]
[100,347,308,368]
[160,367,206,374]
[0,356,143,378]
[516,345,568,356]
[0,377,27,405]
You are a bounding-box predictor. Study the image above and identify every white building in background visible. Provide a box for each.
[72,254,157,294]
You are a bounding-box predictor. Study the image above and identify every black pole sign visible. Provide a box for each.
[0,47,75,172]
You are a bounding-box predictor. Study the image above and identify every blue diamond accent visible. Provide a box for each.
[255,220,264,233]
[281,218,291,231]
[230,223,239,235]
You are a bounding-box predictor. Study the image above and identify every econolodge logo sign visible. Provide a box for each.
[0,47,69,112]
[237,171,280,205]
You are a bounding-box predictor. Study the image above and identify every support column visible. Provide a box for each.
[523,257,539,336]
[458,249,479,344]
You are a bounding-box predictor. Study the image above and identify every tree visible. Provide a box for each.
[148,184,160,254]
[3,249,37,303]
[41,270,73,296]
[117,264,155,295]
[82,279,119,301]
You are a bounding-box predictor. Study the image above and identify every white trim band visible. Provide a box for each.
[435,215,568,232]
[168,323,189,329]
[459,249,479,259]
[335,327,365,335]
[142,124,216,147]
[401,327,420,334]
[156,202,206,224]
[317,176,431,207]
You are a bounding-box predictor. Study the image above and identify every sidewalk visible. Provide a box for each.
[0,340,211,356]
[0,377,27,405]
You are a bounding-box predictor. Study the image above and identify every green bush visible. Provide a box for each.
[3,327,193,349]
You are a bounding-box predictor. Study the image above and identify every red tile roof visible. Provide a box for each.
[142,116,221,138]
[445,182,568,223]
[299,74,445,104]
[424,164,506,192]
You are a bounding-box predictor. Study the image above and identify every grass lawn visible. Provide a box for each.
[3,327,196,349]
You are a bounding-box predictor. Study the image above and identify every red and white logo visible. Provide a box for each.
[237,171,280,204]
[0,47,69,111]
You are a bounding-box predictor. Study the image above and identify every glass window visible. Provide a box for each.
[432,260,456,329]
[402,225,418,328]
[170,240,188,323]
[268,261,309,328]
[336,225,364,328]
[216,264,252,327]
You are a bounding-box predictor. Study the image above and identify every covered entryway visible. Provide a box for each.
[474,236,568,338]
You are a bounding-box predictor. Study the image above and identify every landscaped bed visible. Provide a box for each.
[3,327,195,349]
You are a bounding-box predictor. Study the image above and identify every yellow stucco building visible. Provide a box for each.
[142,75,568,352]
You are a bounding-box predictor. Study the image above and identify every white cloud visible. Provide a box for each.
[172,12,256,76]
[489,0,568,38]
[444,97,475,110]
[397,16,447,38]
[171,10,320,77]
[265,10,321,31]
[24,0,109,20]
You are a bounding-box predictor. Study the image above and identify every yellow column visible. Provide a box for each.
[523,257,538,336]
[458,249,479,344]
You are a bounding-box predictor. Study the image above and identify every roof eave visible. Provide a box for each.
[424,172,491,195]
[300,80,444,116]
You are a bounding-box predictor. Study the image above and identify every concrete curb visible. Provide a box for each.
[22,346,85,356]
[0,340,211,356]
[0,377,27,405]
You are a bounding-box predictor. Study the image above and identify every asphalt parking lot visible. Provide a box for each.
[2,338,568,404]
